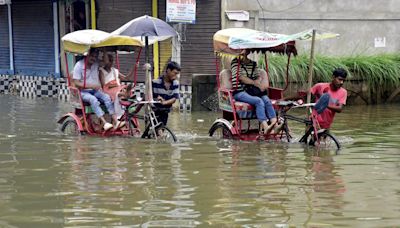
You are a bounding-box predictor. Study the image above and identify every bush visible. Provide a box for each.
[258,53,400,90]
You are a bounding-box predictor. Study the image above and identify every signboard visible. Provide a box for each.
[0,0,11,5]
[374,37,386,48]
[225,10,249,21]
[166,0,196,24]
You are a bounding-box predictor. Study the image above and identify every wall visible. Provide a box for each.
[222,0,400,55]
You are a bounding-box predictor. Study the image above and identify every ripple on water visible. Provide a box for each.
[1,96,400,227]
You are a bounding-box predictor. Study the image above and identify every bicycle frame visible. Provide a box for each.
[277,102,339,149]
[123,100,163,139]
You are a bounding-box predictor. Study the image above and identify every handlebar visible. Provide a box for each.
[275,100,315,109]
[124,97,161,105]
[135,100,161,105]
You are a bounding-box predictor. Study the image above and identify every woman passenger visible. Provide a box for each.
[99,53,134,127]
[231,50,277,134]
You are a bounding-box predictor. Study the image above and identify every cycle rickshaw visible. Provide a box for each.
[57,29,177,142]
[208,28,341,150]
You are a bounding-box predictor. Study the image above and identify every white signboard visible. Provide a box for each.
[166,0,196,24]
[225,10,249,21]
[0,0,11,5]
[374,37,386,48]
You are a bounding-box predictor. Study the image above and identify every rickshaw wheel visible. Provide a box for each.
[142,125,177,143]
[209,123,233,140]
[280,124,291,142]
[155,126,177,143]
[60,118,82,136]
[316,131,340,150]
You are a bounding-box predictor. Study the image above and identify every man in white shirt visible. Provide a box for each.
[72,49,119,131]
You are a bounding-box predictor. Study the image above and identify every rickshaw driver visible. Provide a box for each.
[72,49,120,131]
[152,61,181,126]
[284,68,348,130]
[311,68,347,129]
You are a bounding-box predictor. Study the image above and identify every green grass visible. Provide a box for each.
[258,53,400,90]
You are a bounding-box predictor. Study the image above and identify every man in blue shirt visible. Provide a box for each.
[152,61,181,126]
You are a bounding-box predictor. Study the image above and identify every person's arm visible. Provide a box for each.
[239,75,261,87]
[157,82,179,106]
[159,97,176,106]
[327,103,343,113]
[99,69,105,88]
[73,79,101,90]
[328,90,347,113]
[118,72,127,80]
[112,68,122,86]
[72,61,100,90]
[119,65,136,81]
[73,69,101,90]
[258,69,269,91]
[231,59,262,87]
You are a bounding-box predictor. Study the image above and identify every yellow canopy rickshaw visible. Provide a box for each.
[62,29,144,55]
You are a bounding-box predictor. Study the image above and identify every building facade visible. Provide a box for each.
[0,0,222,112]
[222,0,400,55]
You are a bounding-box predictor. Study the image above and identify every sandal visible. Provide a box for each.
[103,122,113,131]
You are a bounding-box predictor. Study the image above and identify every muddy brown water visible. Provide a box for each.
[0,95,399,227]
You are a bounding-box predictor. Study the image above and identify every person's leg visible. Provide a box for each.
[81,91,112,130]
[161,112,169,126]
[81,91,104,118]
[261,95,277,123]
[260,95,278,133]
[234,91,269,132]
[234,91,267,121]
[114,93,124,119]
[94,90,119,125]
[155,110,169,126]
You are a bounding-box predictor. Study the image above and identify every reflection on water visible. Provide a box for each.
[0,95,400,227]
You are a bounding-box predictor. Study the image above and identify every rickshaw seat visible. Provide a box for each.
[234,101,256,119]
[219,69,282,119]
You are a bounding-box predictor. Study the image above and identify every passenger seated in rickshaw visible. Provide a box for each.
[230,50,277,134]
[99,52,135,125]
[72,49,121,131]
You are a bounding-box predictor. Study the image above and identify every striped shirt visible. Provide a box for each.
[230,58,259,91]
[152,76,179,110]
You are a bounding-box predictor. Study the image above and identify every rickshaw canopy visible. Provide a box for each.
[62,29,144,55]
[213,28,339,56]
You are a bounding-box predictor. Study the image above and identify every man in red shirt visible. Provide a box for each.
[283,68,348,130]
[310,68,348,129]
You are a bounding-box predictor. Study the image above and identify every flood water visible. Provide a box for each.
[0,94,400,227]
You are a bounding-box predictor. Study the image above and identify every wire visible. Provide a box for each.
[255,0,307,31]
[256,0,307,13]
[255,0,266,31]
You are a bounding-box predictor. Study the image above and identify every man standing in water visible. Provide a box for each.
[152,61,181,126]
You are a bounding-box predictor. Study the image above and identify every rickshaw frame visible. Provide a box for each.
[57,29,177,142]
[209,28,298,141]
[209,28,341,149]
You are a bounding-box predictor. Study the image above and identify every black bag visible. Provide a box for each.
[242,62,267,97]
[245,84,267,97]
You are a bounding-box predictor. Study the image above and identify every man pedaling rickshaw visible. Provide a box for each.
[283,67,348,130]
